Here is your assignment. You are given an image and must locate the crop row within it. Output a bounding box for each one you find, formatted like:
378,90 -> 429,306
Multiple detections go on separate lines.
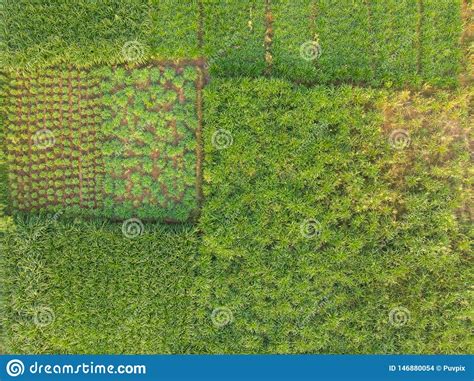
2,62 -> 203,221
3,68 -> 103,213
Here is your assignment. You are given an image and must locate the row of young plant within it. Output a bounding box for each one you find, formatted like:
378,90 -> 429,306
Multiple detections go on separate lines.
2,63 -> 201,219
98,65 -> 200,221
3,69 -> 103,212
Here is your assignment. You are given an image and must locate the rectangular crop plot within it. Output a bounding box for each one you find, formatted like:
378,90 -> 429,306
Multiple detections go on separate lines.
2,61 -> 205,222
96,62 -> 204,221
3,68 -> 103,215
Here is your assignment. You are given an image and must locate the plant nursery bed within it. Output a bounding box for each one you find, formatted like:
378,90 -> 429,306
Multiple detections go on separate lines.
1,60 -> 206,222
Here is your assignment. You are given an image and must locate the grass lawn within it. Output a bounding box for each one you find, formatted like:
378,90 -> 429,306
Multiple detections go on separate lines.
1,79 -> 471,353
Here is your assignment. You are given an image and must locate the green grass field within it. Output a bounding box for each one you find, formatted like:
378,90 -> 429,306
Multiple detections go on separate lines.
0,0 -> 472,355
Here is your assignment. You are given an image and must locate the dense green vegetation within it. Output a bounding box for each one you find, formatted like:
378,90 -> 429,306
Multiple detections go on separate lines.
1,80 -> 471,353
0,72 -> 14,235
0,0 -> 464,88
202,0 -> 266,77
1,218 -> 199,353
195,80 -> 471,353
0,0 -> 200,70
202,0 -> 463,87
